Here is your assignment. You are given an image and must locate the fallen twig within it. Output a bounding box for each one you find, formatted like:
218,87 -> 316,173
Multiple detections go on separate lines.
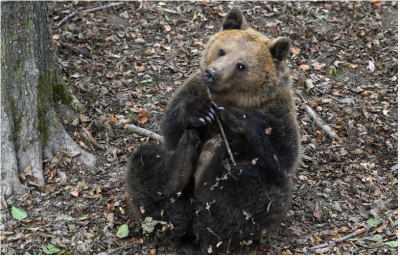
315,88 -> 342,102
56,2 -> 124,27
295,90 -> 307,103
305,105 -> 341,141
99,243 -> 135,255
325,54 -> 337,68
311,230 -> 364,250
377,46 -> 390,54
303,40 -> 348,50
126,124 -> 165,144
81,127 -> 105,149
198,66 -> 237,165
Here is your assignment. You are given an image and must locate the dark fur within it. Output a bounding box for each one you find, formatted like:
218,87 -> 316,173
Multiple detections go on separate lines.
125,9 -> 300,254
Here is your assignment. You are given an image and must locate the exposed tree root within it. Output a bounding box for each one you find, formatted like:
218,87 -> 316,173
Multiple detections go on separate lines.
1,109 -> 28,201
1,107 -> 96,205
44,108 -> 97,170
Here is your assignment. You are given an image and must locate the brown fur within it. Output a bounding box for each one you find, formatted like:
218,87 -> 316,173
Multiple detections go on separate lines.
169,10 -> 300,170
125,8 -> 301,254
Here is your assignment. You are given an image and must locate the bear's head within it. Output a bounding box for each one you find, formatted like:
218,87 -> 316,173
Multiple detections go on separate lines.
200,9 -> 292,107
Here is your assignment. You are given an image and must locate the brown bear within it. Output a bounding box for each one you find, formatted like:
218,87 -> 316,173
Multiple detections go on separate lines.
125,8 -> 300,254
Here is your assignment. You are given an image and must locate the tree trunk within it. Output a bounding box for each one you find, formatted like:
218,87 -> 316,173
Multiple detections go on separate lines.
1,2 -> 96,203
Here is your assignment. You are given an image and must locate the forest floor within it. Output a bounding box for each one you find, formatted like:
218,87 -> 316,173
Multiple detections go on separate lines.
2,1 -> 398,255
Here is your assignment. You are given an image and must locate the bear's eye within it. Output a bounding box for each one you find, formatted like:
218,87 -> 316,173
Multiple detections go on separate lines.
218,49 -> 225,56
237,64 -> 246,71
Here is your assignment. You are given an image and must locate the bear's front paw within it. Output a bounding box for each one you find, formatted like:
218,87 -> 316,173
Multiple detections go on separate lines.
214,103 -> 247,134
180,97 -> 216,129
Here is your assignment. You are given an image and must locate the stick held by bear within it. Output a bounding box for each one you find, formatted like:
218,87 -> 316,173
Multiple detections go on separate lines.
125,8 -> 301,254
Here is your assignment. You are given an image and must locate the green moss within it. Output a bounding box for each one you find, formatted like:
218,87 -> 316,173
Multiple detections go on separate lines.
17,61 -> 23,80
16,34 -> 24,48
53,82 -> 73,106
0,169 -> 5,180
10,97 -> 22,135
37,59 -> 73,147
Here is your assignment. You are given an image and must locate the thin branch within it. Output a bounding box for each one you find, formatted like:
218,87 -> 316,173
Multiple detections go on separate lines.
226,237 -> 232,254
328,145 -> 344,149
99,243 -> 135,255
295,91 -> 307,103
207,228 -> 221,240
126,124 -> 165,144
81,127 -> 105,150
305,105 -> 341,141
314,88 -> 342,102
377,46 -> 390,53
311,231 -> 364,250
56,2 -> 124,27
325,54 -> 337,68
303,40 -> 348,50
198,66 -> 236,165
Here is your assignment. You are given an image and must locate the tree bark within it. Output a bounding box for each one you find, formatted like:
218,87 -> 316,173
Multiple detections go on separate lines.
1,2 -> 96,202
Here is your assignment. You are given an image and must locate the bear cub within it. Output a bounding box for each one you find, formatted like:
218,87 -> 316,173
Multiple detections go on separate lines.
125,8 -> 300,254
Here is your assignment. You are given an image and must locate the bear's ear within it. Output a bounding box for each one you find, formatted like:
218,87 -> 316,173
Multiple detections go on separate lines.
222,9 -> 249,30
267,37 -> 291,62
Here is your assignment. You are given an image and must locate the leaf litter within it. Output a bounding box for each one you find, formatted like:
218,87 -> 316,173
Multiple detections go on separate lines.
2,1 -> 397,255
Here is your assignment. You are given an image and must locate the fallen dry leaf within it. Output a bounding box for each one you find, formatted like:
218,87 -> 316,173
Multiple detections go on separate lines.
313,209 -> 322,219
282,249 -> 293,255
79,114 -> 90,122
382,109 -> 389,116
312,62 -> 326,70
346,63 -> 359,69
45,183 -> 57,195
50,169 -> 57,180
85,232 -> 96,239
300,64 -> 310,71
24,165 -> 32,176
291,47 -> 300,55
138,109 -> 149,124
110,114 -> 117,124
73,46 -> 91,58
71,190 -> 79,197
164,25 -> 171,32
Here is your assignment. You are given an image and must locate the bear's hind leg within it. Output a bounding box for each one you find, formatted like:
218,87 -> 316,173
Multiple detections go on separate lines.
125,130 -> 200,220
169,130 -> 201,194
194,134 -> 226,197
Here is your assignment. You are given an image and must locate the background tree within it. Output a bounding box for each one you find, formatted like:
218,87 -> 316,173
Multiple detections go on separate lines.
1,1 -> 96,203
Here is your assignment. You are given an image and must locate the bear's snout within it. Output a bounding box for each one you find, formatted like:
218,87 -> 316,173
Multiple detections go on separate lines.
203,68 -> 217,84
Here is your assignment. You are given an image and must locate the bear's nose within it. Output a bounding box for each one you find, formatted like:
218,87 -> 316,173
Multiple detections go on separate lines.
203,69 -> 216,83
